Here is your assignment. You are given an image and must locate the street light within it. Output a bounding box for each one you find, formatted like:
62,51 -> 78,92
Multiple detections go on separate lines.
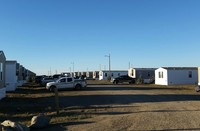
105,54 -> 111,80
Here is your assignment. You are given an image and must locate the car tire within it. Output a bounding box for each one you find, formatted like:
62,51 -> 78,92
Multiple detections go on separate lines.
49,86 -> 56,92
75,84 -> 82,90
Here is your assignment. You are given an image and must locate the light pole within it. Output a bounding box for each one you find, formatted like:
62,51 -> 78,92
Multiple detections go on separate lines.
105,54 -> 111,80
71,62 -> 74,77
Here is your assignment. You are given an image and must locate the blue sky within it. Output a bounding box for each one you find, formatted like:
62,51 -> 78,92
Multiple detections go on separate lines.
1,0 -> 200,75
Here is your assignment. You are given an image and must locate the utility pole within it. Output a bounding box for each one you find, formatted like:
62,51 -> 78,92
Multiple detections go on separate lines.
71,62 -> 74,77
105,54 -> 111,80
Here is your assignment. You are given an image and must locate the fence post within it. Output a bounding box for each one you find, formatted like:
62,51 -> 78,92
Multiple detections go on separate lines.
54,87 -> 60,115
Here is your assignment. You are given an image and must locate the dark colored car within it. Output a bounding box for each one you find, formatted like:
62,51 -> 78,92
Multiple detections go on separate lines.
111,75 -> 135,84
41,77 -> 55,86
35,75 -> 46,84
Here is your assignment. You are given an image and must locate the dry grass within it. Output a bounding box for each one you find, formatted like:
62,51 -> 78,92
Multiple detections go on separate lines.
0,85 -> 92,126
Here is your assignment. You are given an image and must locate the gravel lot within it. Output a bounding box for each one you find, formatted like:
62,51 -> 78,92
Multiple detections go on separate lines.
1,84 -> 200,131
64,85 -> 200,131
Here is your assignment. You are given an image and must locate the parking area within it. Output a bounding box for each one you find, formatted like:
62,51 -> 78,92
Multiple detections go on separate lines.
1,84 -> 200,131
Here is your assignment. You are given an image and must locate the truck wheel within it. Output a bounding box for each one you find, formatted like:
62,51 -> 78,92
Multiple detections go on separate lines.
75,84 -> 82,90
49,86 -> 56,92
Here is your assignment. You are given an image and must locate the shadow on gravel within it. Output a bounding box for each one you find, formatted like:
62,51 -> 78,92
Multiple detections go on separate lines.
85,86 -> 191,91
150,128 -> 200,131
31,121 -> 93,131
58,94 -> 200,107
131,109 -> 200,114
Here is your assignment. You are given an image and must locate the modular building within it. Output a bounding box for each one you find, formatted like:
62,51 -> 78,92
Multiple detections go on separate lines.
5,61 -> 18,91
0,51 -> 6,100
86,71 -> 93,80
18,65 -> 26,86
93,71 -> 99,80
155,67 -> 198,85
128,68 -> 156,83
99,70 -> 128,80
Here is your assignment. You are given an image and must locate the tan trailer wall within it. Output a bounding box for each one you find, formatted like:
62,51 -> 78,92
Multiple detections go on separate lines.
198,67 -> 200,84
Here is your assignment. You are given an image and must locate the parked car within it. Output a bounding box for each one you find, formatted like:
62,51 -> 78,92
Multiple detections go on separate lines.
46,77 -> 87,91
35,75 -> 46,84
41,77 -> 55,86
111,75 -> 135,84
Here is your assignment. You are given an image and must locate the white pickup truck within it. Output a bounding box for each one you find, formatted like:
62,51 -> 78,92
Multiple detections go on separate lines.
46,77 -> 87,91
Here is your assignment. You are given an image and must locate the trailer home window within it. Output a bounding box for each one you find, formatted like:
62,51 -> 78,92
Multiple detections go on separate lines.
147,72 -> 150,77
188,71 -> 192,78
105,73 -> 107,77
158,71 -> 163,78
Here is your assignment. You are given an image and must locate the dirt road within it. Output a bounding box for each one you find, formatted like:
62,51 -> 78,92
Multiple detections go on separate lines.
56,85 -> 200,131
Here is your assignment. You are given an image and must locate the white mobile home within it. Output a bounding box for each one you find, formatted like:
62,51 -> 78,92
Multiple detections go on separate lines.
99,70 -> 128,80
0,51 -> 6,100
5,61 -> 18,91
155,67 -> 198,85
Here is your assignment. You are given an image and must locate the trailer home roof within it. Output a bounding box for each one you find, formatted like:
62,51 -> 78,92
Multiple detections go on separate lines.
162,67 -> 197,70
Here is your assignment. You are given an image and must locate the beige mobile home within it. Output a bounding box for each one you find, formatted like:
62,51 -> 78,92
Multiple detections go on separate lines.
196,67 -> 200,92
93,71 -> 99,80
0,51 -> 6,99
198,67 -> 200,85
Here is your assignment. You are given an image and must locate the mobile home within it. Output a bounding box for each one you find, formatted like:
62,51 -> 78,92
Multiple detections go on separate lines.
5,61 -> 18,91
99,70 -> 128,80
155,67 -> 198,85
81,72 -> 87,78
0,51 -> 6,99
18,65 -> 26,86
26,70 -> 36,83
196,67 -> 200,92
86,71 -> 93,80
128,68 -> 156,83
93,71 -> 99,80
